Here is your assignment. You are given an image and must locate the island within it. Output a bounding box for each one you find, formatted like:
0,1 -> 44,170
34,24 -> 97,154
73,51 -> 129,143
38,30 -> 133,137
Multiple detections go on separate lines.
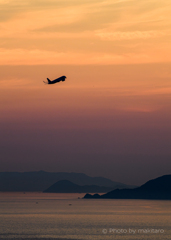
83,175 -> 171,200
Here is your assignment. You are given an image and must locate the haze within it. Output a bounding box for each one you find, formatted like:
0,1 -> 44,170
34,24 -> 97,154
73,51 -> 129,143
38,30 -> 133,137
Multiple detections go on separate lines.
0,0 -> 171,185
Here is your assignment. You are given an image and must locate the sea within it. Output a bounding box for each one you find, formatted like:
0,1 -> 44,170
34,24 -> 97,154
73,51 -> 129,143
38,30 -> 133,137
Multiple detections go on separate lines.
0,192 -> 170,240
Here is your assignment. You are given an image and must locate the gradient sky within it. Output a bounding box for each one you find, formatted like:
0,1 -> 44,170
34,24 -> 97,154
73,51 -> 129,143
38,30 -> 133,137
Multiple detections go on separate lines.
0,0 -> 171,185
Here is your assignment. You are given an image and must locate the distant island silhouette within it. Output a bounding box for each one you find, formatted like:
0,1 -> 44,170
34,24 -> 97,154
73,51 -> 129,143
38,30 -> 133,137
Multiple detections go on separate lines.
0,171 -> 135,192
84,175 -> 171,200
43,180 -> 115,193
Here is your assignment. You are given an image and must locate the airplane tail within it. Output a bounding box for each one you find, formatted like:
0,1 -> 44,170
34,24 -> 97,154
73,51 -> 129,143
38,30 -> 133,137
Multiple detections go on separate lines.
43,78 -> 51,84
47,78 -> 51,84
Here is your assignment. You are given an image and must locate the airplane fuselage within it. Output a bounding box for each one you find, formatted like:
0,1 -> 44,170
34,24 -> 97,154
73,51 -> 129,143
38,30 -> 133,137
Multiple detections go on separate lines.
46,76 -> 66,84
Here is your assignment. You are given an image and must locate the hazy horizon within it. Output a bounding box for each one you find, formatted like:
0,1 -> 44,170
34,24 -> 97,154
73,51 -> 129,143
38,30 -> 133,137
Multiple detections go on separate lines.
1,64 -> 171,186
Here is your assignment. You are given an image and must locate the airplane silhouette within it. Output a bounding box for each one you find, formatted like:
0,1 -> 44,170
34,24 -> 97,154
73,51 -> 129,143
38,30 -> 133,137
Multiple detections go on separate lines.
44,76 -> 66,84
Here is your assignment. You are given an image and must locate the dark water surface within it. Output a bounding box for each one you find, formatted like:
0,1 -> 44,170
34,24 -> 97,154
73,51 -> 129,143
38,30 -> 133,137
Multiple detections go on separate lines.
0,192 -> 170,240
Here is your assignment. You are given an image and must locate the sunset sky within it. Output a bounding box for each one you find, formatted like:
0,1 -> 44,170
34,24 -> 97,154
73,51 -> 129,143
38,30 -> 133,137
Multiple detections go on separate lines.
0,0 -> 171,185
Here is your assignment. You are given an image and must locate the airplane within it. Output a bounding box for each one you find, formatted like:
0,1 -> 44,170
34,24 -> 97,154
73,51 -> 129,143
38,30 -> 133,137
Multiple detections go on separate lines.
43,75 -> 66,84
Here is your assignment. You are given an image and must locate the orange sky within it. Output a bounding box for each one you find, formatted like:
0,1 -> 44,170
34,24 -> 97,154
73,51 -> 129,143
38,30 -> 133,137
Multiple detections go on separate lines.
0,0 -> 171,184
0,0 -> 171,65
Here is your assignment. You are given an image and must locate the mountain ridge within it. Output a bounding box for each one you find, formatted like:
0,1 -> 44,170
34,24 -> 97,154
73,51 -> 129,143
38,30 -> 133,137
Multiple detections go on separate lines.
84,175 -> 171,200
43,179 -> 115,193
0,171 -> 135,192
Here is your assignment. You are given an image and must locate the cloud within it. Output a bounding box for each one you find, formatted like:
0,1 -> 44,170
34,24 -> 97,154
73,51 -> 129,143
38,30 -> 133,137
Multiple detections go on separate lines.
0,0 -> 171,65
1,47 -> 171,65
0,7 -> 87,38
95,30 -> 167,40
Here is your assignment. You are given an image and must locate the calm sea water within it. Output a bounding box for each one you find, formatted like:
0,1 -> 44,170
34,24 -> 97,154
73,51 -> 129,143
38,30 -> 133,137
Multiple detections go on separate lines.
0,192 -> 170,240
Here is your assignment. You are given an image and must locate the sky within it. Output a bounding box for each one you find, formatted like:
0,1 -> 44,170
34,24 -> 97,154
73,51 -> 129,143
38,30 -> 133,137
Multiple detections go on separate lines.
0,0 -> 171,185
